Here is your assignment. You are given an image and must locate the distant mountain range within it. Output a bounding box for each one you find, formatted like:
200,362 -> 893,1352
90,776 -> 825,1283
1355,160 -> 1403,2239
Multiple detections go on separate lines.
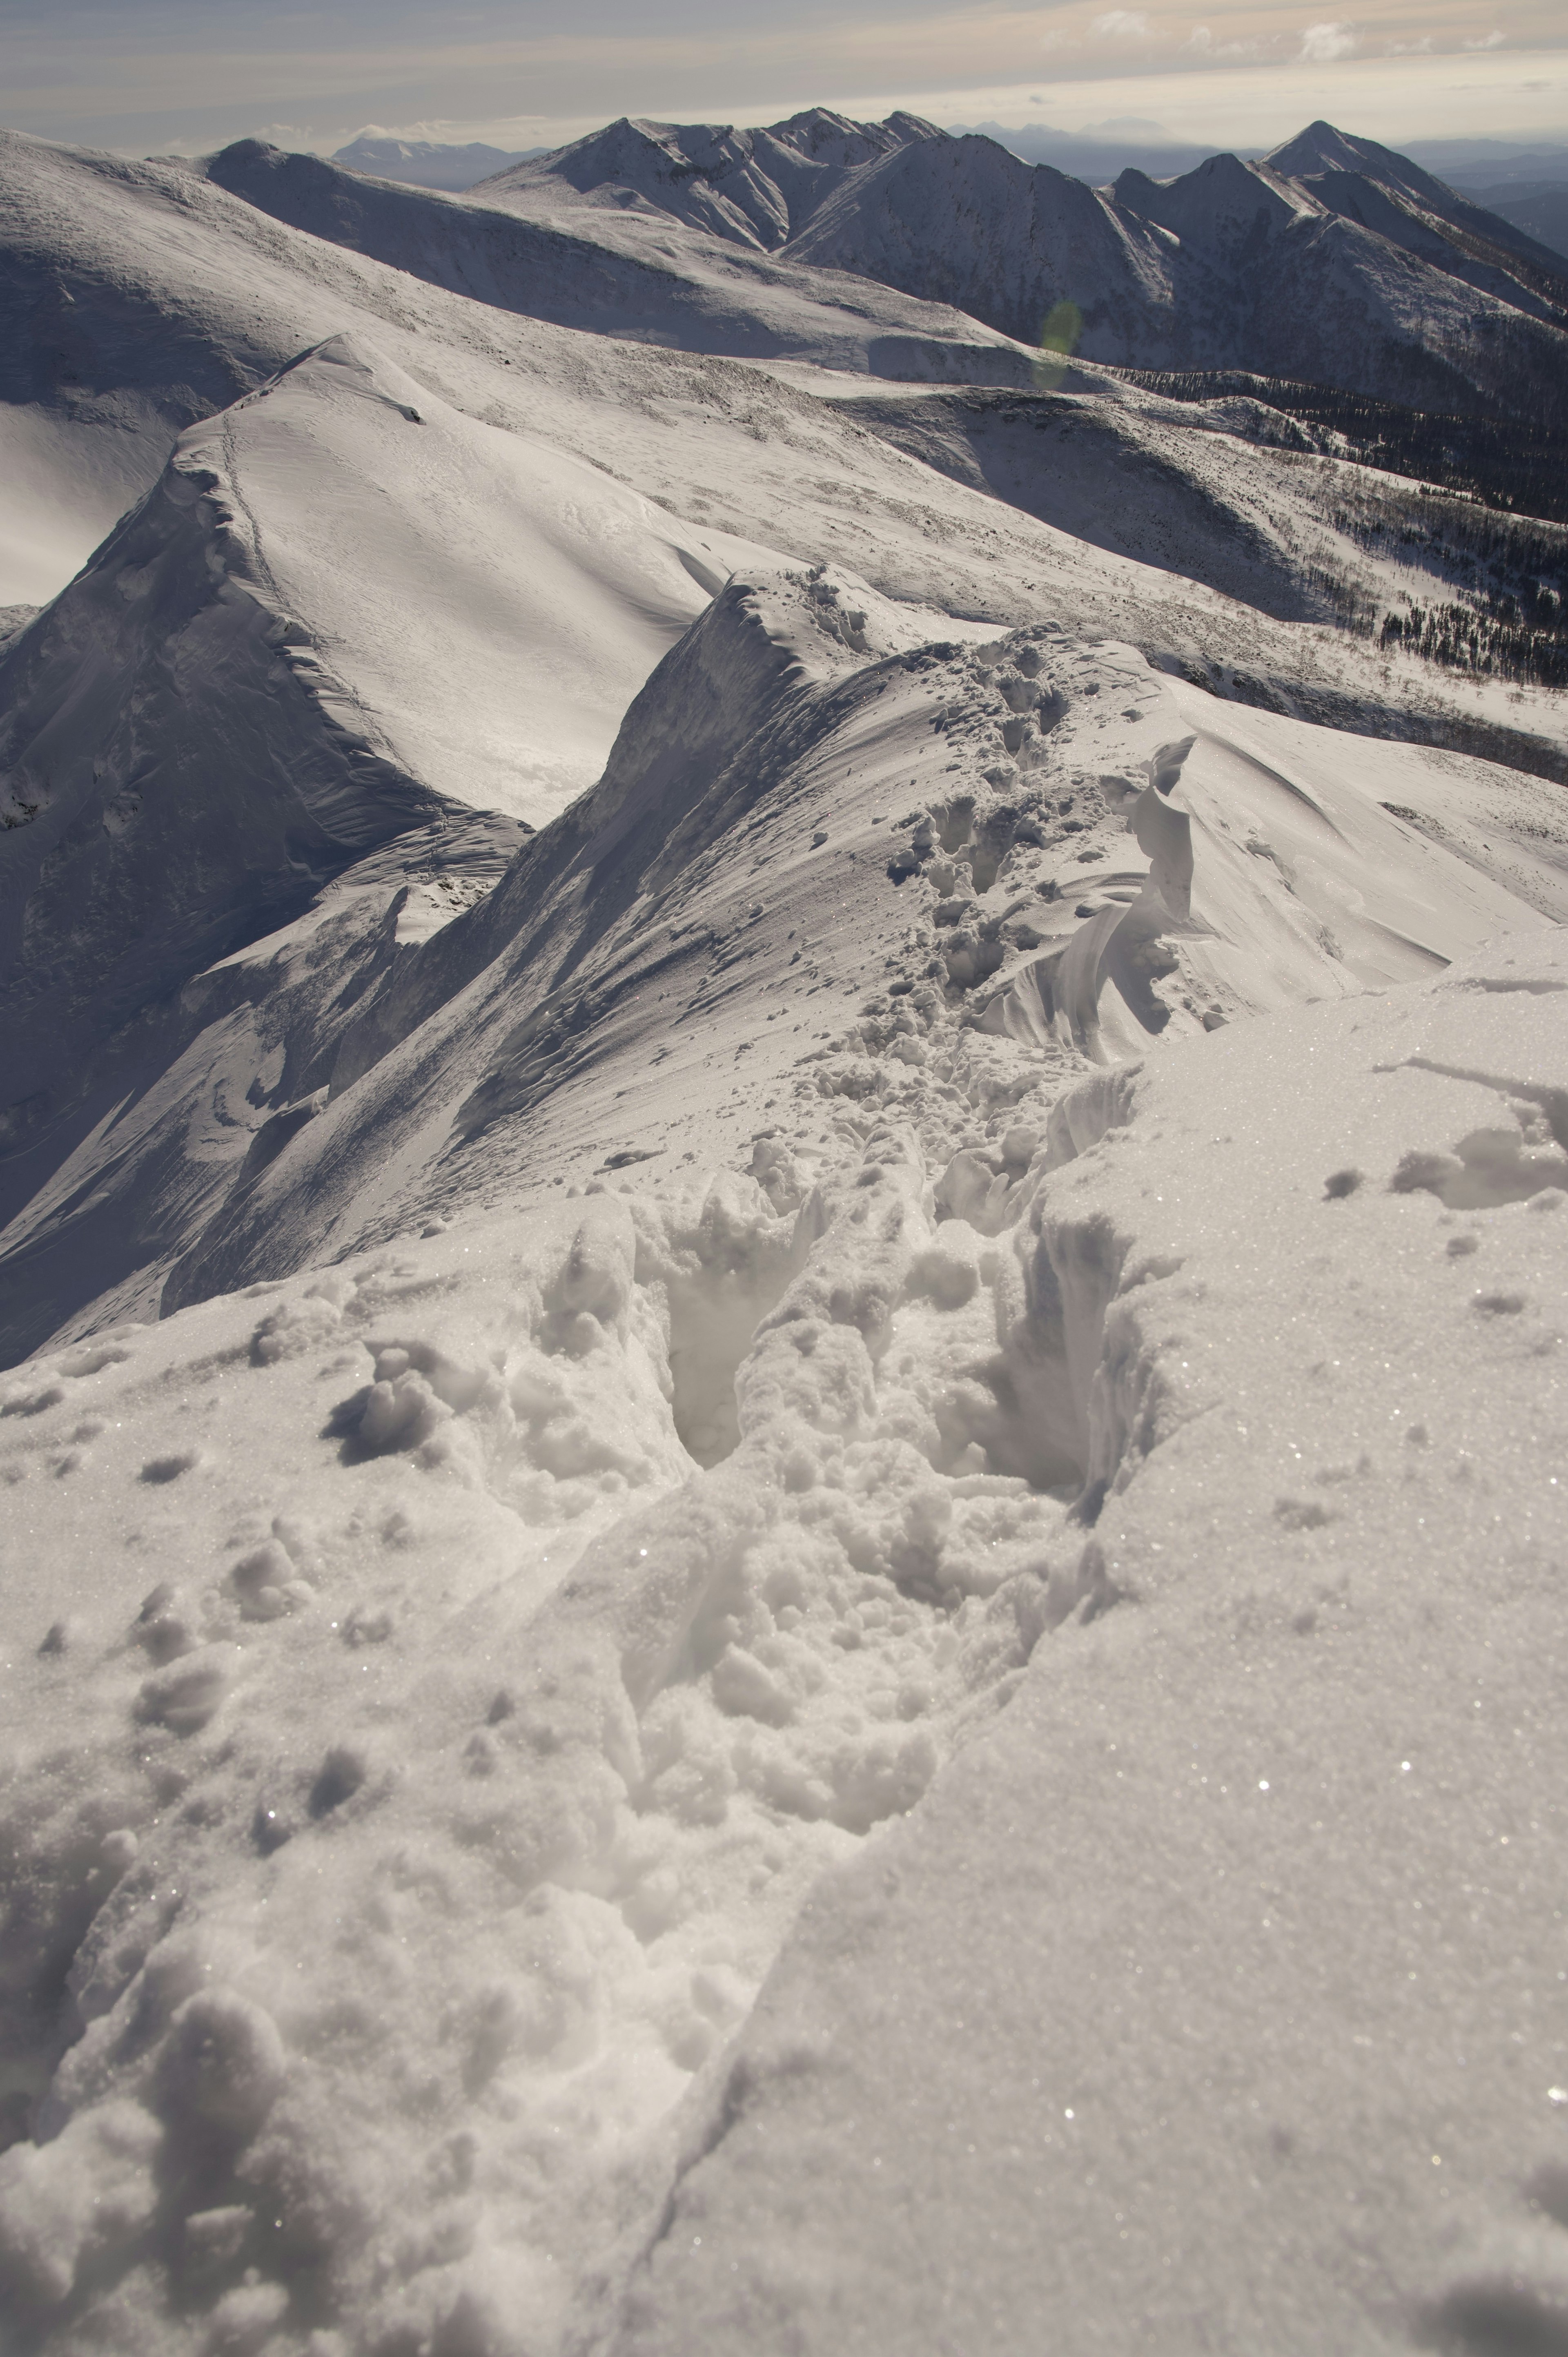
211,111 -> 1568,428
1457,183 -> 1568,263
948,120 -> 1225,183
334,122 -> 1568,247
329,136 -> 547,190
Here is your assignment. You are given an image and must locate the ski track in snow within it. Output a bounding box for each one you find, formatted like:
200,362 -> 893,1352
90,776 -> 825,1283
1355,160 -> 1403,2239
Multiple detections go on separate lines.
1,101 -> 1567,2357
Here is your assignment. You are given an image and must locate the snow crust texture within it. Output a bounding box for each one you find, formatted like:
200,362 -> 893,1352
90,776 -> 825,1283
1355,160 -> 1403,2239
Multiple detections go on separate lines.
2,95 -> 1568,2357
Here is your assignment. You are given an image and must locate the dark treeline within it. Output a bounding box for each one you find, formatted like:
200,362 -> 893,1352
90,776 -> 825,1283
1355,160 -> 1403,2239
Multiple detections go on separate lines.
1110,368 -> 1568,526
1379,600 -> 1568,689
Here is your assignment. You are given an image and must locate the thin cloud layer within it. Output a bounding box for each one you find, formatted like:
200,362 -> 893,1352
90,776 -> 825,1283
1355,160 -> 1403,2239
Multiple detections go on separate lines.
0,0 -> 1561,152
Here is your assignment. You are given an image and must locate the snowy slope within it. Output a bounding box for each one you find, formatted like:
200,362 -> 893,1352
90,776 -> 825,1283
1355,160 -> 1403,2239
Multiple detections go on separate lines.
2,565 -> 1565,2354
609,927 -> 1568,2357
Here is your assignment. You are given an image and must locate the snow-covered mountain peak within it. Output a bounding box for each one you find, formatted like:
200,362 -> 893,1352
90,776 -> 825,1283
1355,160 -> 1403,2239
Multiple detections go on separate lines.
762,106 -> 938,163
1265,117 -> 1443,206
481,108 -> 946,251
1267,119 -> 1377,177
1114,149 -> 1317,242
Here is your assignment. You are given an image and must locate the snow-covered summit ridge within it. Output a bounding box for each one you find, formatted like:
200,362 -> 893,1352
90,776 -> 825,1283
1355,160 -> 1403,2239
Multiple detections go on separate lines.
4,531 -> 1559,1373
475,109 -> 942,250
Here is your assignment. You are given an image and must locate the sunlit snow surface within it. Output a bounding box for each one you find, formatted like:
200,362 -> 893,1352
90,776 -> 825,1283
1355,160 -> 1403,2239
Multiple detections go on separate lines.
1,111 -> 1567,2357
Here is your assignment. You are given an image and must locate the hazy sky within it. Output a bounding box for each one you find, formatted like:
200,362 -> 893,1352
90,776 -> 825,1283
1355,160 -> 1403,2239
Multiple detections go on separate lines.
2,0 -> 1563,158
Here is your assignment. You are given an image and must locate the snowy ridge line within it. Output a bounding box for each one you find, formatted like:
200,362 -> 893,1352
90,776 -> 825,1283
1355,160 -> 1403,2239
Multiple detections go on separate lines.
199,137 -> 1038,387
0,571 -> 1565,2352
4,553 -> 1562,1375
0,341 -> 460,1078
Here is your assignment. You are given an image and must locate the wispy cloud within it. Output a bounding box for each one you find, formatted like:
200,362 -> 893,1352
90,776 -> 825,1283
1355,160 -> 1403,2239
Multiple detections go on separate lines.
1298,20 -> 1359,58
1185,27 -> 1264,61
2,1 -> 1564,163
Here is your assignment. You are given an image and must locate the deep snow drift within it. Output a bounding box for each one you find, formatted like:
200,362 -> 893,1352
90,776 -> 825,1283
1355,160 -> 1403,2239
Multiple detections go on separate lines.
1,99 -> 1567,2357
